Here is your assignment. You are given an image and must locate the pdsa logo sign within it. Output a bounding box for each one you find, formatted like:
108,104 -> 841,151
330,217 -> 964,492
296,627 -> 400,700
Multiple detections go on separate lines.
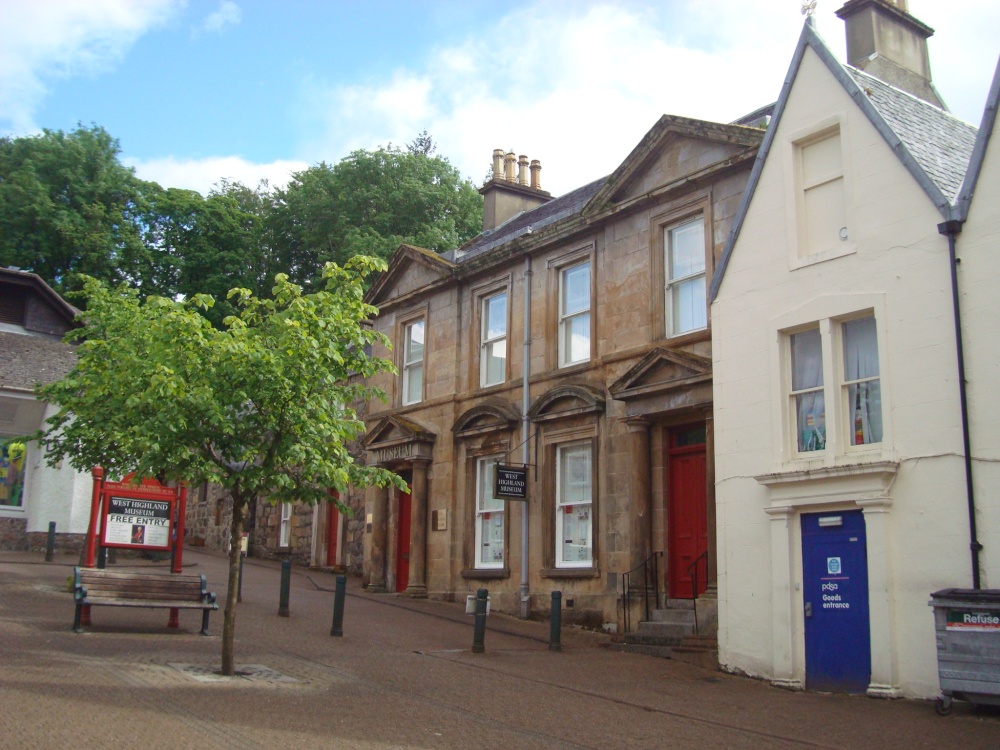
827,557 -> 842,575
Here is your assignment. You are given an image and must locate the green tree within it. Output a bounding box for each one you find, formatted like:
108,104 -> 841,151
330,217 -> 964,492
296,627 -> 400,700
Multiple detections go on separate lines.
0,125 -> 148,295
36,256 -> 403,674
139,179 -> 277,326
271,141 -> 482,288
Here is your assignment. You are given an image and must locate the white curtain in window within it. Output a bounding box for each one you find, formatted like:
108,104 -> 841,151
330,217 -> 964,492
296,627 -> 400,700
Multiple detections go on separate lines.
843,317 -> 882,445
792,329 -> 826,451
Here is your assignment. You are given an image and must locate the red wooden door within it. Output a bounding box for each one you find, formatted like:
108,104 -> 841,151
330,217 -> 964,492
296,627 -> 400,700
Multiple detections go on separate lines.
668,427 -> 708,599
395,477 -> 413,593
326,490 -> 340,567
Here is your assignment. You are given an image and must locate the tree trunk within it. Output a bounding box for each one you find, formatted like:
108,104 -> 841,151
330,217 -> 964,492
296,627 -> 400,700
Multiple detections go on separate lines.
221,494 -> 247,676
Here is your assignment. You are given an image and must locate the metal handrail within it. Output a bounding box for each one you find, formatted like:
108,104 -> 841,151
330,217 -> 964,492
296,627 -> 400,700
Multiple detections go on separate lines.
621,551 -> 662,634
686,550 -> 709,633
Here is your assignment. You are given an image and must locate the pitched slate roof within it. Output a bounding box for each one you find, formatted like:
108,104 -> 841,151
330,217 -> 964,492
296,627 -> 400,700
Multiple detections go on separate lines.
0,331 -> 76,390
848,66 -> 977,203
710,20 -> 979,302
443,177 -> 607,265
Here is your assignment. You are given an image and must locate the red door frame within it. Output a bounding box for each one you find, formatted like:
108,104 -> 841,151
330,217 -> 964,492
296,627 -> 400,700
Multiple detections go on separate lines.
326,490 -> 340,567
395,474 -> 413,593
667,426 -> 708,599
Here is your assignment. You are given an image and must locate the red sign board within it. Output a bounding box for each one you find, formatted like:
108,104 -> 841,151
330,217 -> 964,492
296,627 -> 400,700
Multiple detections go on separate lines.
99,475 -> 176,551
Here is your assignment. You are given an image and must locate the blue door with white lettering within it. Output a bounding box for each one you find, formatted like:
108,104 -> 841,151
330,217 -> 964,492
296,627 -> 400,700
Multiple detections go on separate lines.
802,510 -> 871,693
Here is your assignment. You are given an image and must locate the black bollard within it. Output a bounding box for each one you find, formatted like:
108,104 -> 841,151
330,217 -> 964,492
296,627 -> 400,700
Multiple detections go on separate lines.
238,552 -> 245,603
278,559 -> 291,617
96,545 -> 107,569
549,590 -> 563,652
45,522 -> 56,562
330,575 -> 347,636
472,588 -> 488,654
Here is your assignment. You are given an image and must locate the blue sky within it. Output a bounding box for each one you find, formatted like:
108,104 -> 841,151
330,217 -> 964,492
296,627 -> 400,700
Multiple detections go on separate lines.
2,1 -> 998,197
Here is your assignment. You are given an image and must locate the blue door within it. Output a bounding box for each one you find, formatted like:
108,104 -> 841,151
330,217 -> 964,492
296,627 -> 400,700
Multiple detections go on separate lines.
802,510 -> 871,693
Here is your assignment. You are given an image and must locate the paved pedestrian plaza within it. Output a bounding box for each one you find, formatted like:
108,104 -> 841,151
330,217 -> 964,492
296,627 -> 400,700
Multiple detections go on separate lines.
1,549 -> 997,749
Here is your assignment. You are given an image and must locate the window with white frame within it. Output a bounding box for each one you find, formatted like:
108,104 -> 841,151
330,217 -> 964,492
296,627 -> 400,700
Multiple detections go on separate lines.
279,502 -> 292,547
787,313 -> 882,456
842,316 -> 882,446
665,216 -> 707,335
480,292 -> 507,388
475,457 -> 504,569
799,128 -> 846,258
556,442 -> 593,567
402,319 -> 424,405
559,261 -> 591,367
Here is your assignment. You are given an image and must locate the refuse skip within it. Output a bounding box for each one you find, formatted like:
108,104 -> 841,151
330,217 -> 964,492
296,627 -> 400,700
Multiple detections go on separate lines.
928,588 -> 1000,715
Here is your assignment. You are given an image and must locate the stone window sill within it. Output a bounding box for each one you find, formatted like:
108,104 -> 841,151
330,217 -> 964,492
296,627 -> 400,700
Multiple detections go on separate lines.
461,568 -> 510,580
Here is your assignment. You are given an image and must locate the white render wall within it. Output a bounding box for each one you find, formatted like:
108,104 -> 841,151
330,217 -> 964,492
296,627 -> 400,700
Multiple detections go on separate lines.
1,401 -> 93,537
713,47 -> 977,698
957,97 -> 1000,591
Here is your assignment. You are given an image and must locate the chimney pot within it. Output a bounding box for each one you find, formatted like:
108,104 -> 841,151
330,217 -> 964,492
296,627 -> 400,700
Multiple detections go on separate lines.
492,149 -> 504,180
504,151 -> 516,182
518,155 -> 529,185
529,159 -> 542,190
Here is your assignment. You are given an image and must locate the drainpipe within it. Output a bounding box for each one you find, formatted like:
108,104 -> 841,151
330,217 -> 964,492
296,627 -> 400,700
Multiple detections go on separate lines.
938,219 -> 982,589
520,254 -> 532,618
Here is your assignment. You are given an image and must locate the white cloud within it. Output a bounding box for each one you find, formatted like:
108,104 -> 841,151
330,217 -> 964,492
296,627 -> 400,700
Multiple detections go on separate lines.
0,0 -> 182,134
299,0 -> 999,196
126,154 -> 308,195
199,1 -> 241,34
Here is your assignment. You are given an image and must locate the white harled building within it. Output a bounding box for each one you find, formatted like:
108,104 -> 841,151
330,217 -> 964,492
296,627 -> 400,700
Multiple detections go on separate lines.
710,0 -> 998,697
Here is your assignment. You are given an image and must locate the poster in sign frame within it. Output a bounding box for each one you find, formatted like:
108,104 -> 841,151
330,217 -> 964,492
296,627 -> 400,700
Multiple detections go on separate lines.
494,464 -> 528,501
99,478 -> 176,551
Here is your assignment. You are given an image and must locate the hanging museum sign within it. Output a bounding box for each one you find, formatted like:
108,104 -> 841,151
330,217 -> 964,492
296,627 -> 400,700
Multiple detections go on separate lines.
494,464 -> 528,500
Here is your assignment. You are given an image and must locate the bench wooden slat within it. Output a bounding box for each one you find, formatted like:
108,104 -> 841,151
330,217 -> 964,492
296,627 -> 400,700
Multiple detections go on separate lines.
84,598 -> 212,609
73,567 -> 217,635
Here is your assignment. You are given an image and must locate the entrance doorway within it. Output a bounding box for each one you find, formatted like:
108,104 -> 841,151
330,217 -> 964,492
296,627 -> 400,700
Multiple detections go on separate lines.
667,424 -> 707,599
326,490 -> 340,567
802,510 -> 871,693
395,473 -> 413,593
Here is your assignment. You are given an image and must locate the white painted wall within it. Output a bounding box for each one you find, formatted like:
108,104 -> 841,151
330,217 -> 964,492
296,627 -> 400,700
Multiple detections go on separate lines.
1,400 -> 93,537
713,46 -> 981,698
957,95 -> 1000,590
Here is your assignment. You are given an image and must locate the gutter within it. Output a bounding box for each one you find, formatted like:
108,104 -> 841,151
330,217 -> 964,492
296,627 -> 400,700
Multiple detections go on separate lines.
938,218 -> 983,589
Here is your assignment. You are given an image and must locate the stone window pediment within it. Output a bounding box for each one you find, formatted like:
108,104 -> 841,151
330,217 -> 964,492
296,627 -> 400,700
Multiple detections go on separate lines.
528,384 -> 605,424
609,348 -> 712,401
452,401 -> 520,439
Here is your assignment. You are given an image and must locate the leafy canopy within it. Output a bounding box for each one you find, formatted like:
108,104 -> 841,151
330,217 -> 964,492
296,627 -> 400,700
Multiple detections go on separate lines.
36,255 -> 404,507
270,140 -> 482,287
0,125 -> 147,295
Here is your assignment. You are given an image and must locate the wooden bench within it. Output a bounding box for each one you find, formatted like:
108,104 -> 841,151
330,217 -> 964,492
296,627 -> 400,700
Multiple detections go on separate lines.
73,567 -> 217,635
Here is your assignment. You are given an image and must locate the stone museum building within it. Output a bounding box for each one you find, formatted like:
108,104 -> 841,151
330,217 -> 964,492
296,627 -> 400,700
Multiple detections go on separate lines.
360,116 -> 764,634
